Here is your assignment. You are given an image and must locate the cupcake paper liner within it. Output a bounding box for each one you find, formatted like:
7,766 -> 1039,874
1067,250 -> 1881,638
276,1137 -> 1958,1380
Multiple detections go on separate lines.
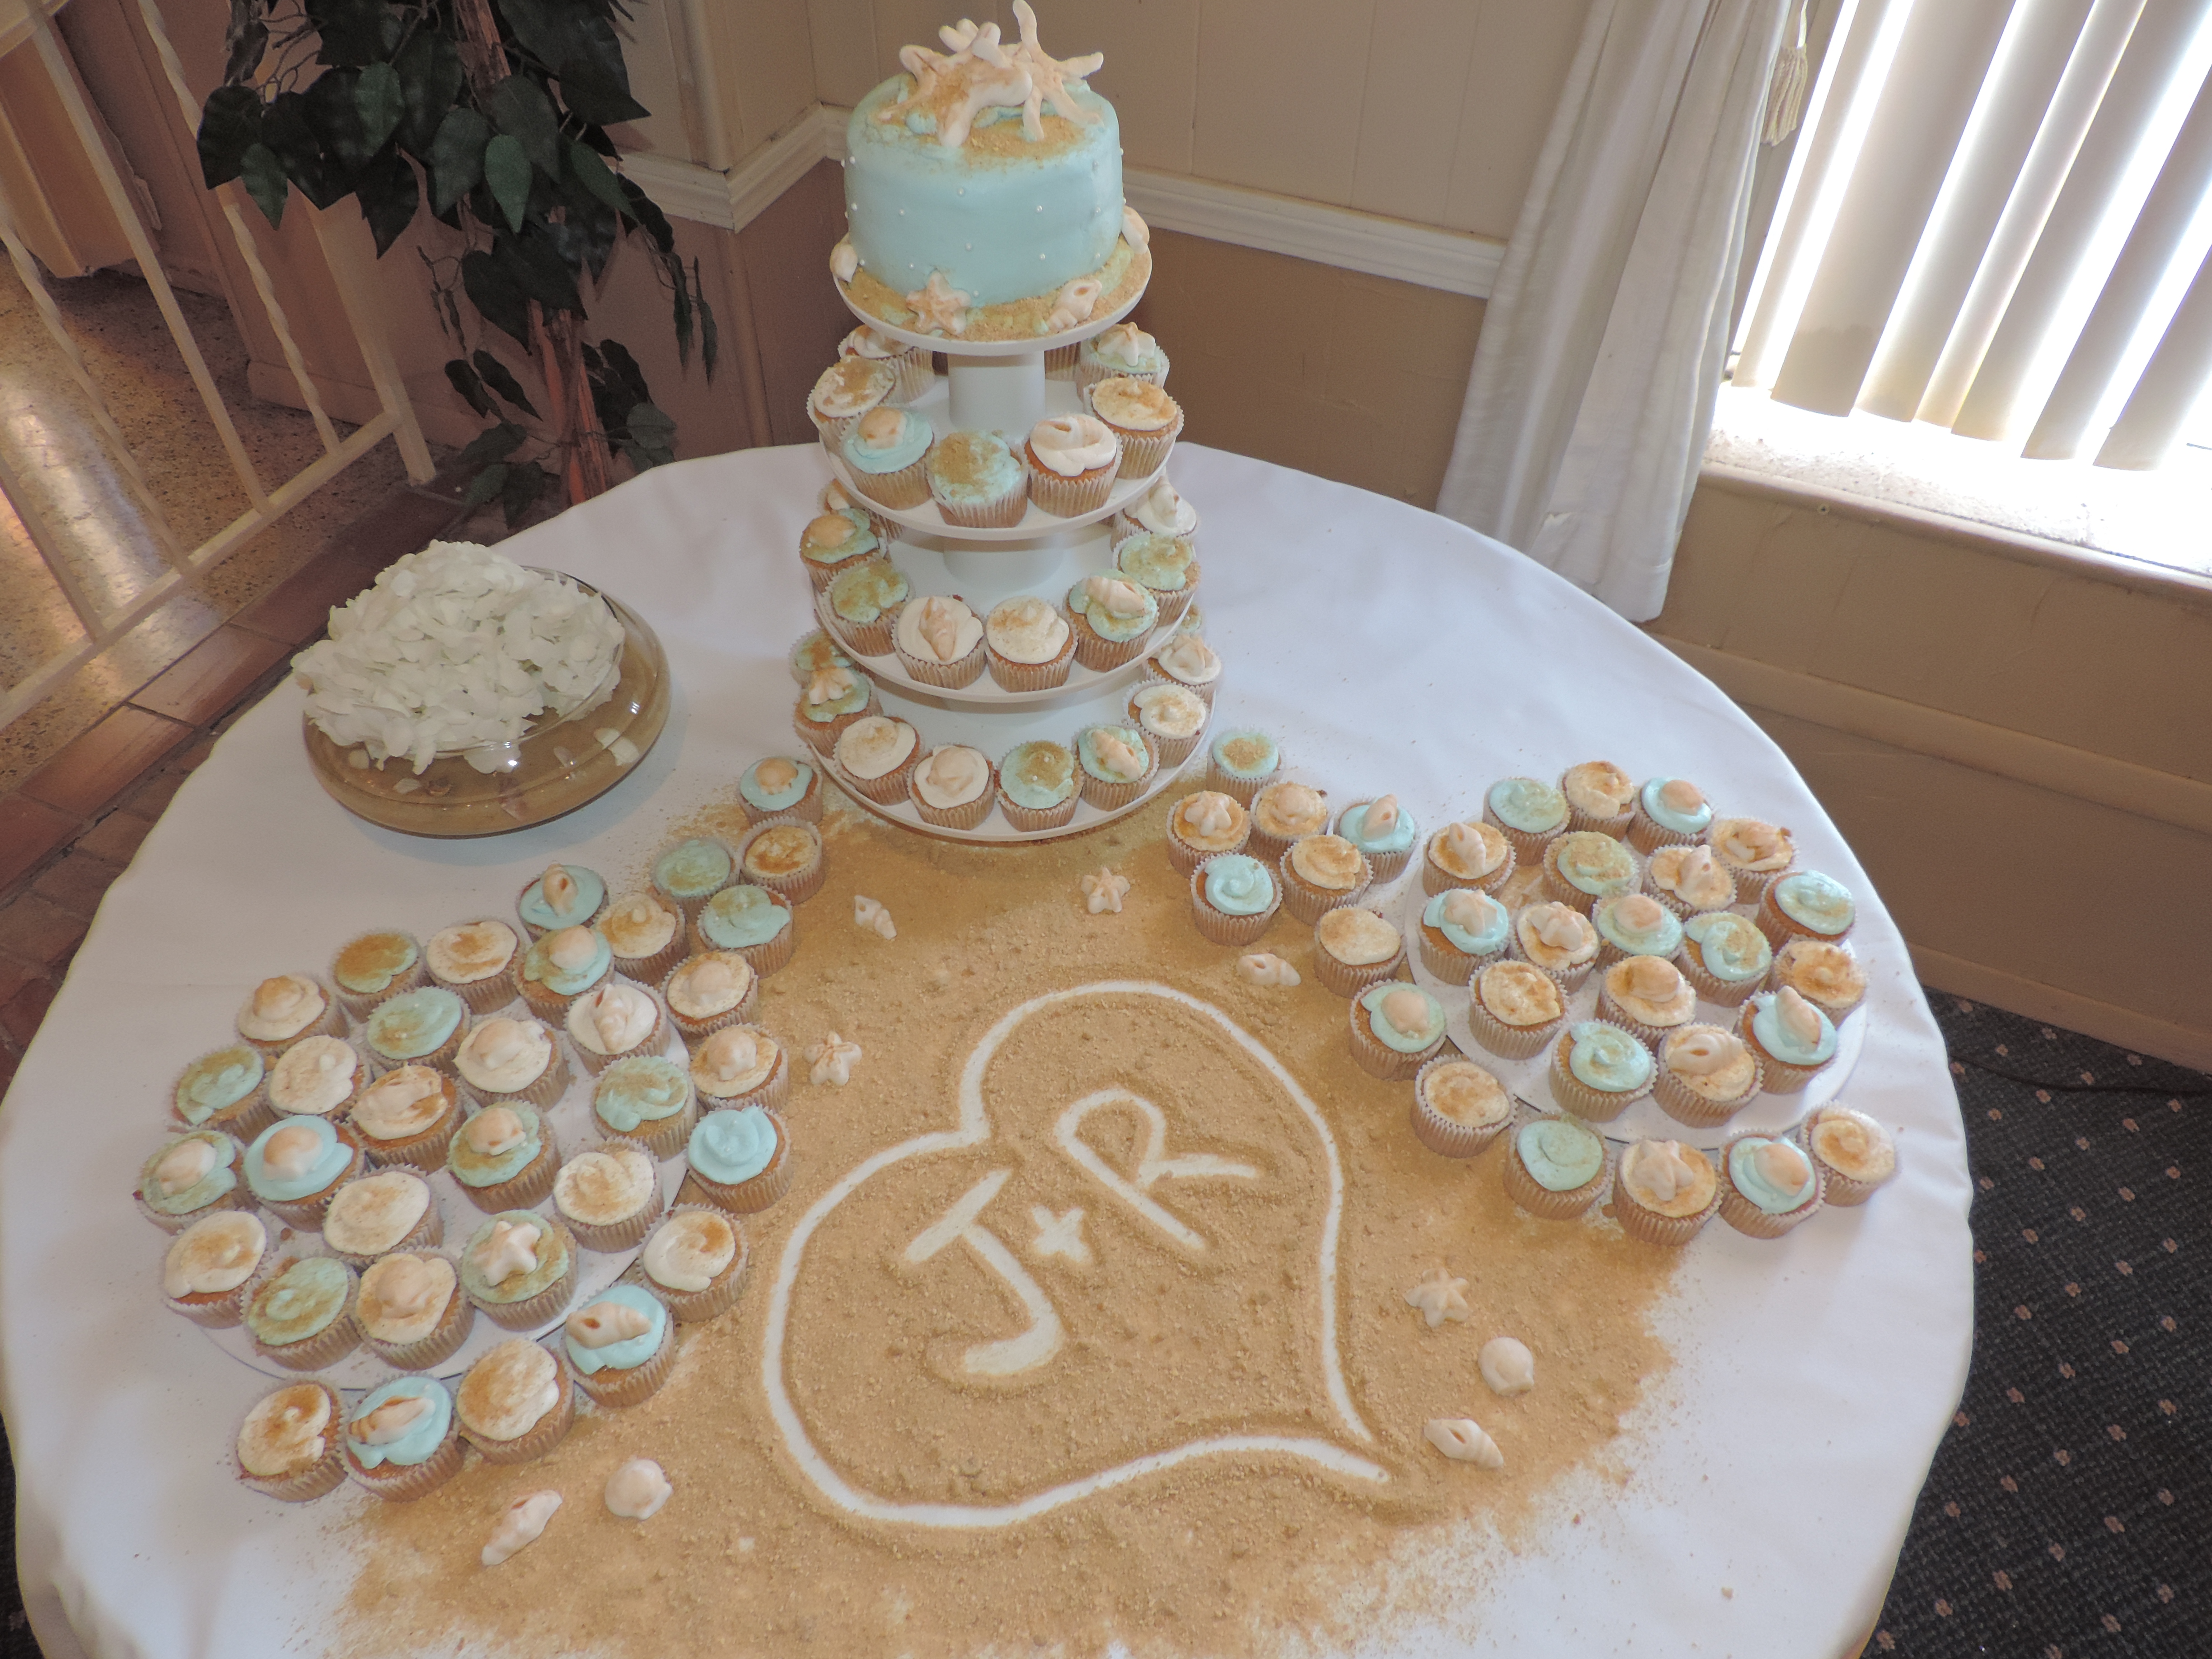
837,746 -> 921,807
848,454 -> 931,510
469,1221 -> 580,1331
1565,804 -> 1636,839
1502,1131 -> 1610,1220
932,478 -> 1029,528
1346,1001 -> 1441,1082
1626,805 -> 1704,855
1408,1059 -> 1511,1159
998,791 -> 1078,832
1479,805 -> 1565,867
1069,612 -> 1152,674
740,825 -> 827,905
687,1112 -> 793,1214
567,1311 -> 677,1409
1107,413 -> 1180,478
345,1419 -> 464,1501
912,770 -> 997,830
1462,994 -> 1561,1063
1736,1006 -> 1832,1096
1716,1134 -> 1824,1239
1025,450 -> 1119,517
828,598 -> 905,659
1717,860 -> 1793,907
894,634 -> 989,688
234,1383 -> 347,1502
1166,812 -> 1249,877
1676,941 -> 1763,1008
1545,1032 -> 1653,1123
1421,840 -> 1515,898
1312,941 -> 1405,1000
1593,983 -> 1699,1052
456,1134 -> 560,1215
1131,711 -> 1205,770
165,1276 -> 258,1330
985,639 -> 1076,692
461,1361 -> 575,1464
1652,1059 -> 1763,1129
623,1204 -> 748,1323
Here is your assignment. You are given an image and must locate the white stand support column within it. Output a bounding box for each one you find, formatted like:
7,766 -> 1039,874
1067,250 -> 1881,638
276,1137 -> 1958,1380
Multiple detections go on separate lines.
947,351 -> 1048,436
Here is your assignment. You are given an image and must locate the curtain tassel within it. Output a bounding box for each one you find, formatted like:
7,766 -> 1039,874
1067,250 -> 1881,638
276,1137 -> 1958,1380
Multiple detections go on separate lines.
1763,0 -> 1810,145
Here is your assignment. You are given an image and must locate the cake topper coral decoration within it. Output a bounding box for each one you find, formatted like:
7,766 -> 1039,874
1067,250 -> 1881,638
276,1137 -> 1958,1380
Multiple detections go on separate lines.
876,4 -> 1102,147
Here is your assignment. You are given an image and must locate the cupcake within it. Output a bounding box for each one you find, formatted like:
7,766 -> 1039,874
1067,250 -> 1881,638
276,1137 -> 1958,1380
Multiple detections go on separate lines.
363,986 -> 468,1071
1502,1115 -> 1610,1220
630,1205 -> 746,1323
1115,532 -> 1199,625
825,557 -> 911,657
358,1250 -> 473,1370
740,821 -> 827,904
593,1054 -> 698,1161
1546,1021 -> 1655,1121
455,1015 -> 568,1110
687,1105 -> 792,1213
516,862 -> 608,940
244,1254 -> 360,1371
329,930 -> 425,1017
1612,1139 -> 1720,1246
818,478 -> 893,546
926,429 -> 1029,527
653,838 -> 736,923
424,920 -> 520,1014
1128,682 -> 1209,768
1247,779 -> 1331,866
797,507 -> 880,592
1421,820 -> 1514,897
1677,911 -> 1773,1006
910,744 -> 996,830
1560,761 -> 1636,837
553,1141 -> 665,1253
695,885 -> 797,978
1769,938 -> 1867,1022
456,1337 -> 575,1463
1023,412 -> 1120,516
516,925 -> 613,1021
1279,834 -> 1370,924
235,1382 -> 346,1501
1482,778 -> 1570,862
1206,731 -> 1278,805
1077,321 -> 1169,392
1738,987 -> 1839,1094
1591,891 -> 1684,969
840,405 -> 933,509
1511,902 -> 1601,992
1717,1132 -> 1823,1238
1189,853 -> 1280,946
661,951 -> 759,1044
1166,789 -> 1250,875
1074,724 -> 1157,810
1706,817 -> 1797,904
1349,983 -> 1447,1080
563,1284 -> 677,1408
1464,961 -> 1565,1061
690,1024 -> 790,1111
460,1210 -> 578,1330
1643,843 -> 1736,917
1758,870 -> 1856,951
235,974 -> 343,1055
1653,1025 -> 1763,1127
984,596 -> 1076,692
566,979 -> 669,1075
1065,575 -> 1160,672
171,1044 -> 271,1139
839,323 -> 929,403
998,740 -> 1080,831
739,755 -> 823,828
161,1209 -> 268,1328
1801,1105 -> 1898,1206
834,714 -> 923,807
807,356 -> 894,451
793,664 -> 877,755
343,1376 -> 463,1501
1337,795 -> 1419,884
1417,887 -> 1510,982
1313,907 -> 1406,998
445,1101 -> 558,1212
893,594 -> 988,688
319,1168 -> 441,1267
1150,633 -> 1223,703
1409,1057 -> 1513,1158
1541,831 -> 1640,913
789,626 -> 852,685
244,1115 -> 363,1228
351,1065 -> 463,1171
1085,375 -> 1183,475
1596,955 -> 1700,1049
1628,777 -> 1715,853
267,1035 -> 367,1122
135,1129 -> 248,1233
1112,475 -> 1198,546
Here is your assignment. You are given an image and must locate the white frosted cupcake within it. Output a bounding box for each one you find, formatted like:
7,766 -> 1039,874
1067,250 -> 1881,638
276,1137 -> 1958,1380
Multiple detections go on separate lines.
984,595 -> 1076,692
739,822 -> 826,905
1801,1105 -> 1898,1206
455,1015 -> 569,1110
1085,374 -> 1183,476
1112,475 -> 1198,547
1769,937 -> 1868,1022
1312,906 -> 1405,998
893,594 -> 988,688
1706,816 -> 1797,904
235,974 -> 343,1055
661,951 -> 759,1044
1653,1025 -> 1762,1127
690,1024 -> 789,1112
1165,789 -> 1250,876
162,1209 -> 269,1328
910,744 -> 996,830
1022,412 -> 1120,517
1464,961 -> 1565,1061
350,1064 -> 463,1171
565,979 -> 669,1074
1278,833 -> 1370,924
1147,633 -> 1223,704
1560,760 -> 1636,837
424,919 -> 521,1014
358,1249 -> 473,1370
839,323 -> 929,402
834,714 -> 922,806
266,1035 -> 368,1122
807,356 -> 894,451
628,1204 -> 746,1323
1643,842 -> 1736,917
552,1141 -> 665,1253
1510,901 -> 1602,992
1421,819 -> 1514,897
1595,955 -> 1701,1050
320,1168 -> 441,1268
1247,779 -> 1331,867
1077,321 -> 1170,393
1612,1139 -> 1720,1246
456,1337 -> 575,1464
235,1382 -> 347,1502
1409,1057 -> 1512,1158
1127,682 -> 1209,768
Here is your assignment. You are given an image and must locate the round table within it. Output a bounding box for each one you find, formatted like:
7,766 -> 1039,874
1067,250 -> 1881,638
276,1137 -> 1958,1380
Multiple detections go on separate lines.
0,444 -> 1974,1659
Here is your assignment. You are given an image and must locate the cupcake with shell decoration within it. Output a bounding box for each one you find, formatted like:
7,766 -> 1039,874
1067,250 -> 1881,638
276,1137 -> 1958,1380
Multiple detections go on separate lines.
1628,777 -> 1714,854
694,885 -> 797,978
1642,842 -> 1735,918
515,925 -> 612,1022
235,1381 -> 346,1502
817,477 -> 892,546
1596,954 -> 1700,1050
1737,986 -> 1839,1094
1114,532 -> 1200,626
1148,633 -> 1223,703
1065,574 -> 1159,672
266,1035 -> 368,1123
796,507 -> 879,592
455,1336 -> 574,1464
984,595 -> 1076,692
1653,1025 -> 1762,1128
1769,937 -> 1867,1022
738,755 -> 822,827
839,323 -> 929,403
1560,760 -> 1636,837
840,404 -> 933,510
1127,682 -> 1209,768
1541,831 -> 1639,914
135,1129 -> 250,1233
893,593 -> 988,688
1409,1057 -> 1513,1158
807,356 -> 894,453
1706,816 -> 1797,904
1113,475 -> 1199,547
562,1284 -> 676,1408
910,744 -> 996,831
792,662 -> 877,755
1348,982 -> 1448,1081
926,429 -> 1028,528
788,626 -> 852,686
1591,891 -> 1684,969
455,1014 -> 568,1110
1338,795 -> 1419,885
1677,910 -> 1772,1006
628,1205 -> 746,1323
1247,779 -> 1331,867
1279,833 -> 1370,924
342,1376 -> 463,1501
1074,723 -> 1157,811
1420,819 -> 1514,898
1085,375 -> 1183,475
601,891 -> 687,990
349,1064 -> 463,1171
661,951 -> 759,1044
690,1024 -> 789,1112
162,1209 -> 268,1328
358,1249 -> 473,1370
1612,1139 -> 1720,1247
1716,1132 -> 1823,1238
997,740 -> 1079,831
235,974 -> 343,1056
1023,412 -> 1120,517
1077,321 -> 1170,392
445,1101 -> 558,1213
1417,886 -> 1511,983
1511,902 -> 1601,993
243,1115 -> 363,1229
515,862 -> 607,941
1801,1105 -> 1898,1206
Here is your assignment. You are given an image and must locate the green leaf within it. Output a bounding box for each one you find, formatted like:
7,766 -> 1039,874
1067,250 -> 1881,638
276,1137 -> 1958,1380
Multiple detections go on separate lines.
392,33 -> 464,158
566,140 -> 631,220
305,0 -> 392,68
472,348 -> 540,418
693,258 -> 717,380
554,54 -> 648,126
459,421 -> 528,468
354,61 -> 403,155
461,462 -> 509,509
501,459 -> 550,527
355,147 -> 418,256
668,248 -> 692,370
429,107 -> 490,214
197,84 -> 262,187
484,133 -> 532,232
488,77 -> 561,178
238,142 -> 288,227
623,401 -> 676,468
445,358 -> 493,417
305,67 -> 371,175
461,249 -> 531,345
619,173 -> 673,254
221,2 -> 267,86
498,230 -> 581,313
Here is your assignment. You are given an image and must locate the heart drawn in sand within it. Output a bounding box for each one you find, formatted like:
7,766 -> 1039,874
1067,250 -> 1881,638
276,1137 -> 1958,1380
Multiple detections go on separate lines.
763,981 -> 1386,1528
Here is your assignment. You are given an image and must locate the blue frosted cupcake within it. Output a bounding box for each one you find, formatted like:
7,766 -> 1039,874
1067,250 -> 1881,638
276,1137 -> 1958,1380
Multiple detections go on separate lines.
1542,831 -> 1640,913
998,740 -> 1079,831
459,1209 -> 577,1330
825,557 -> 911,656
244,1252 -> 360,1371
343,1375 -> 463,1501
841,405 -> 934,510
1629,777 -> 1715,854
244,1115 -> 364,1229
1717,1131 -> 1823,1238
516,924 -> 613,1020
1736,986 -> 1839,1094
687,1105 -> 792,1213
593,1053 -> 698,1161
1338,795 -> 1420,884
787,628 -> 851,686
797,507 -> 879,592
1503,1114 -> 1610,1220
1074,723 -> 1157,810
1190,852 -> 1279,946
1348,983 -> 1448,1081
136,1129 -> 248,1233
926,429 -> 1028,527
1205,729 -> 1279,805
1066,575 -> 1160,672
1418,886 -> 1511,982
445,1100 -> 558,1212
1592,891 -> 1684,968
562,1283 -> 675,1408
1677,911 -> 1772,1006
792,663 -> 876,755
694,883 -> 797,978
1114,531 -> 1200,625
1483,777 -> 1570,862
738,755 -> 821,828
1546,1020 -> 1655,1122
651,837 -> 736,924
1757,870 -> 1856,951
515,862 -> 607,940
171,1043 -> 271,1139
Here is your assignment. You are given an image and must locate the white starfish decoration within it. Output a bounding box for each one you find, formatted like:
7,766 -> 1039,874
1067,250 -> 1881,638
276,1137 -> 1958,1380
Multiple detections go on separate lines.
877,21 -> 1030,149
1405,1267 -> 1471,1329
473,1219 -> 542,1288
807,1031 -> 862,1087
1236,952 -> 1300,988
1010,0 -> 1102,140
1081,867 -> 1130,914
1028,1204 -> 1091,1265
854,895 -> 896,939
904,270 -> 971,336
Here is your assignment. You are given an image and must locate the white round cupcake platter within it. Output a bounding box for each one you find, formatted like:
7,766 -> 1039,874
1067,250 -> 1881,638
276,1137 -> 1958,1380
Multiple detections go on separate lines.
834,258 -> 1146,361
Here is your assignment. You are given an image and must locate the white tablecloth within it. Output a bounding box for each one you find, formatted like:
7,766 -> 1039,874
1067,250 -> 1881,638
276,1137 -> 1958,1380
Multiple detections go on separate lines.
0,444 -> 1973,1659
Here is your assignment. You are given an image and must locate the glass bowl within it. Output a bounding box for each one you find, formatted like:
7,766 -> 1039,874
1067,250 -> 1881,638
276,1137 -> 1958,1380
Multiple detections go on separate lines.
302,581 -> 671,838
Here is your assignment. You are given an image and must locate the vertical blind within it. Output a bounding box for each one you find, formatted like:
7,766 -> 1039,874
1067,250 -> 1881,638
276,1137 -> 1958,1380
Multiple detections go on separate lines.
1734,0 -> 2212,469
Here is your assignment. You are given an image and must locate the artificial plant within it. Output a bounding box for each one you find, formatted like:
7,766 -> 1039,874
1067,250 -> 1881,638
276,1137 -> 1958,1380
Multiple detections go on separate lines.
195,0 -> 715,523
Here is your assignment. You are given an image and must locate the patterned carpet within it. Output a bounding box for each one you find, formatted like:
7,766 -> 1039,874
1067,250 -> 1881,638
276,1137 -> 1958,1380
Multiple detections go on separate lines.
1,990 -> 2203,1659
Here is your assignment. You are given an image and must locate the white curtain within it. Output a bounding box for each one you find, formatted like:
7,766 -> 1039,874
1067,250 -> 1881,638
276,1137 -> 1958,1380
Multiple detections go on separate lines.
1436,0 -> 1790,621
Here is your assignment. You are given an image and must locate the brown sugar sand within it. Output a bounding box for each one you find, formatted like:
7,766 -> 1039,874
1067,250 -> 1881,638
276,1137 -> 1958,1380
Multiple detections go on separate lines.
341,788 -> 1681,1659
